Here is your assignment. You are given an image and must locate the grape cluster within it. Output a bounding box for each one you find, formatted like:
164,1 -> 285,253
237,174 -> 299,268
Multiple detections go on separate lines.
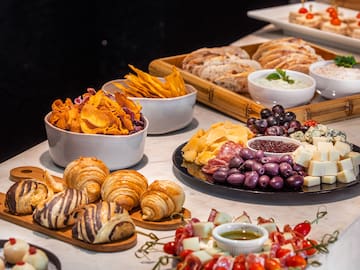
211,147 -> 306,191
247,104 -> 309,136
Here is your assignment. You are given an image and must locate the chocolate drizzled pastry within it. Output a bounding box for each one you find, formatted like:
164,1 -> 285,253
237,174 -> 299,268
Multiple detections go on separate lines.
5,179 -> 53,215
72,200 -> 135,244
33,188 -> 88,229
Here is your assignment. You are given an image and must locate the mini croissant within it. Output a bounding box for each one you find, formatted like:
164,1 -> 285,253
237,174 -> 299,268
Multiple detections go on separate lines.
140,180 -> 185,221
63,157 -> 110,203
101,170 -> 148,211
72,200 -> 135,244
33,188 -> 88,229
5,179 -> 53,215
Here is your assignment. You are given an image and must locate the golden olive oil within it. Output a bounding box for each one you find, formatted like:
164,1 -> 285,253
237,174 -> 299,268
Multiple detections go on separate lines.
221,230 -> 261,240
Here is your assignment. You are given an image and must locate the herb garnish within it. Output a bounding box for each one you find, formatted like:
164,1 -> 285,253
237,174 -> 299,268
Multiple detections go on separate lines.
266,68 -> 295,84
334,55 -> 358,68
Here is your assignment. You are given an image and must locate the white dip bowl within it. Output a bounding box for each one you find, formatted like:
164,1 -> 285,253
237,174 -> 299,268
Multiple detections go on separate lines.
44,113 -> 148,170
212,222 -> 269,256
247,69 -> 316,109
309,60 -> 360,99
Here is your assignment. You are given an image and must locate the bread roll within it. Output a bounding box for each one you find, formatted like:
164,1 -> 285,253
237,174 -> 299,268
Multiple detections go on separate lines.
72,200 -> 135,244
101,170 -> 148,211
140,180 -> 185,221
33,188 -> 88,229
63,157 -> 110,203
5,179 -> 53,215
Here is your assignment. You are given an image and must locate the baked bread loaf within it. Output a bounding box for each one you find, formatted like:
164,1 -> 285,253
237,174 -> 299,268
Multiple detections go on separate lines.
63,157 -> 110,203
182,46 -> 261,93
251,37 -> 323,74
101,170 -> 148,211
72,200 -> 135,244
140,180 -> 185,221
5,179 -> 53,215
33,188 -> 88,229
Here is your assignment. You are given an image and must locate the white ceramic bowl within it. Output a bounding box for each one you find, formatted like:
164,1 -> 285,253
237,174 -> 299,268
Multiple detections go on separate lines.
44,112 -> 148,170
247,69 -> 316,109
212,222 -> 269,256
309,60 -> 360,99
102,79 -> 197,134
246,135 -> 301,157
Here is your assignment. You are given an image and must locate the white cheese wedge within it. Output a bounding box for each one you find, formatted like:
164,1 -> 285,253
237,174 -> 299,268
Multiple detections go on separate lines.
293,146 -> 313,167
312,136 -> 331,146
183,237 -> 201,251
322,175 -> 336,184
313,150 -> 328,161
192,250 -> 213,264
304,176 -> 321,187
199,238 -> 215,249
345,151 -> 360,167
354,165 -> 359,177
283,232 -> 293,241
204,247 -> 229,256
338,158 -> 354,171
317,141 -> 334,152
193,222 -> 215,239
213,211 -> 233,225
334,141 -> 351,157
262,239 -> 273,252
337,169 -> 357,183
308,160 -> 337,176
328,149 -> 340,161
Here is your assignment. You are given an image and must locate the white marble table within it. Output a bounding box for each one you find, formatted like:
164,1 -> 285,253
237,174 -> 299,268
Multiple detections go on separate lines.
1,25 -> 360,270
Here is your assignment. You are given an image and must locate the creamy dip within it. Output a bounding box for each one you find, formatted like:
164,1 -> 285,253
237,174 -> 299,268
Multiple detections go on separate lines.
313,63 -> 360,80
254,76 -> 312,89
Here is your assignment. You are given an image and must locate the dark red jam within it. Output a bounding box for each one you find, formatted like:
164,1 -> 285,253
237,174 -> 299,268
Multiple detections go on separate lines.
249,139 -> 299,153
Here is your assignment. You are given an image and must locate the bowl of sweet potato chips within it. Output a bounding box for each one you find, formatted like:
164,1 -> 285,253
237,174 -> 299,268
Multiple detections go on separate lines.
44,87 -> 148,170
102,65 -> 197,134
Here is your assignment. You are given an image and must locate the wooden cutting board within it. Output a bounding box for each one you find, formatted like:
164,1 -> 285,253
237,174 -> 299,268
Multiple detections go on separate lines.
10,166 -> 64,184
0,193 -> 137,252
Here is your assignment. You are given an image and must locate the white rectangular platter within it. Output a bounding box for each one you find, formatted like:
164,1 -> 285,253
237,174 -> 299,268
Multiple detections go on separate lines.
247,1 -> 360,52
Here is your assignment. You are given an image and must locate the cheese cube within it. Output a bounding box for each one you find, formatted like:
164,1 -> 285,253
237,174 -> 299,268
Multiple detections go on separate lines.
183,237 -> 201,251
345,151 -> 360,167
262,239 -> 273,252
308,160 -> 337,176
193,222 -> 214,239
337,169 -> 357,183
338,158 -> 354,171
334,141 -> 351,157
204,247 -> 223,256
317,141 -> 333,152
192,250 -> 213,264
301,142 -> 317,152
328,149 -> 340,161
312,136 -> 331,146
313,150 -> 328,161
304,176 -> 321,187
293,146 -> 313,167
322,175 -> 336,184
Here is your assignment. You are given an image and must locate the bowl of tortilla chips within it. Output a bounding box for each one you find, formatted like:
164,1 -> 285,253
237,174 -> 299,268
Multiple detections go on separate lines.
102,65 -> 197,135
44,88 -> 148,170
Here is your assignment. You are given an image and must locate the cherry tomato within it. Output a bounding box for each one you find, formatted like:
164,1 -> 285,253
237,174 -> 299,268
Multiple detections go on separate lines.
276,248 -> 291,258
179,249 -> 193,261
306,13 -> 314,19
163,241 -> 176,255
326,6 -> 336,13
176,262 -> 190,270
249,262 -> 265,270
175,227 -> 186,240
293,221 -> 311,237
233,263 -> 246,270
357,12 -> 360,19
233,254 -> 246,270
329,10 -> 338,18
302,239 -> 318,256
303,119 -> 318,127
214,267 -> 227,270
285,255 -> 307,269
264,258 -> 282,270
331,17 -> 341,25
203,257 -> 218,270
298,7 -> 308,14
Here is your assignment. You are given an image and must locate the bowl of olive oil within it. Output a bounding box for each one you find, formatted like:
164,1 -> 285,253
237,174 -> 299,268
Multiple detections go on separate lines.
212,222 -> 269,256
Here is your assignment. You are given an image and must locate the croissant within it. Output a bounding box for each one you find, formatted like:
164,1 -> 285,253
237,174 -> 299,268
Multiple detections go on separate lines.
63,157 -> 110,203
140,180 -> 185,221
101,170 -> 148,211
5,179 -> 53,215
33,188 -> 88,229
72,200 -> 135,244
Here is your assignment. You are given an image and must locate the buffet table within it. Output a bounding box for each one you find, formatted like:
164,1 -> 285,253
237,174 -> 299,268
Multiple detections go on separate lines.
1,25 -> 360,270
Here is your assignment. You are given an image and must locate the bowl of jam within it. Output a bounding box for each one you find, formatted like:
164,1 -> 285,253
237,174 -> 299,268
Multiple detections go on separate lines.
212,222 -> 269,256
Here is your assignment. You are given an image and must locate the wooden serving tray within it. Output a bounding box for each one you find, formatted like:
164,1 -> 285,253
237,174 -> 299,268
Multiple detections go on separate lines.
0,193 -> 137,252
148,42 -> 360,123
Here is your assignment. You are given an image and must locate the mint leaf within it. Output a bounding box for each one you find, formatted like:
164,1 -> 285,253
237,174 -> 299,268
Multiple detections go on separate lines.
334,55 -> 358,68
266,73 -> 281,80
266,69 -> 294,84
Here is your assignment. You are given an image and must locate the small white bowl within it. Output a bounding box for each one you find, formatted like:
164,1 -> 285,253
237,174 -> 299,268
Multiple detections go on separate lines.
247,136 -> 301,157
212,223 -> 268,256
44,113 -> 148,170
309,60 -> 360,99
247,69 -> 316,109
102,79 -> 197,134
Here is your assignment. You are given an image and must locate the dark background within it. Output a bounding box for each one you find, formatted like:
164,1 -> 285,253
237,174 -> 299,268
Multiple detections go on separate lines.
0,0 -> 288,163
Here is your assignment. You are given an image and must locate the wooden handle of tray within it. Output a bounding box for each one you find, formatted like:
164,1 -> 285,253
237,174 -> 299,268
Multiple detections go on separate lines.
9,166 -> 63,183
